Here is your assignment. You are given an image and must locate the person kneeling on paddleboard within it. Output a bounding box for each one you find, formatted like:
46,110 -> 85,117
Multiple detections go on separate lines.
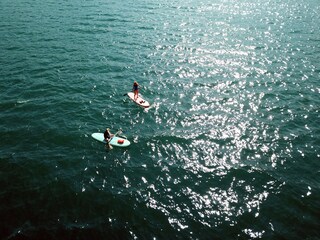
104,128 -> 114,149
132,81 -> 139,100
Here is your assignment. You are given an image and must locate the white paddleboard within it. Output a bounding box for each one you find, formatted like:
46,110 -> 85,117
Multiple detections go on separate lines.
127,92 -> 150,108
91,133 -> 131,147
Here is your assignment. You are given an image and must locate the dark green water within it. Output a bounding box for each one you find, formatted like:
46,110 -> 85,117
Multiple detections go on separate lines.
1,0 -> 320,239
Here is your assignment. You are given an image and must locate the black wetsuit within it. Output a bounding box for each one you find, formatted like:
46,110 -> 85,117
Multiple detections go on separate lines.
104,130 -> 111,141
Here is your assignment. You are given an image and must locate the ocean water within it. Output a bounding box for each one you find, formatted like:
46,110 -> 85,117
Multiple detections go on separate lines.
1,0 -> 320,239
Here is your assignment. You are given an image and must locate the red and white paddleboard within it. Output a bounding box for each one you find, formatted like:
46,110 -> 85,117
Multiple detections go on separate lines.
127,92 -> 150,108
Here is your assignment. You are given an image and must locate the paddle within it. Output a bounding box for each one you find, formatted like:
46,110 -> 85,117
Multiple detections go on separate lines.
114,128 -> 122,136
115,128 -> 127,139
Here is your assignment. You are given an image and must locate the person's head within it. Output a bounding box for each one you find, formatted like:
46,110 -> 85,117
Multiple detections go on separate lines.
107,128 -> 110,132
134,81 -> 138,86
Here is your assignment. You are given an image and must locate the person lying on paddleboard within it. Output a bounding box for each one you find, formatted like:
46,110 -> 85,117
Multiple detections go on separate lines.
132,81 -> 139,100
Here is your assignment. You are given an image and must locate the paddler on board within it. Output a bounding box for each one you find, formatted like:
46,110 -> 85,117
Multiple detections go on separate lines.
104,128 -> 114,150
132,81 -> 139,100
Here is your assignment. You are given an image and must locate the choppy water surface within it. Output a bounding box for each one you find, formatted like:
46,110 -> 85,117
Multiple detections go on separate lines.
1,0 -> 320,239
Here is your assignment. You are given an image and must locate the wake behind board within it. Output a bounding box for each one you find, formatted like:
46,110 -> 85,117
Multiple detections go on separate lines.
91,133 -> 130,147
127,92 -> 150,108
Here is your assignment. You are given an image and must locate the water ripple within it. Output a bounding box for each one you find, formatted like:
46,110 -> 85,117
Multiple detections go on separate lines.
1,0 -> 320,238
